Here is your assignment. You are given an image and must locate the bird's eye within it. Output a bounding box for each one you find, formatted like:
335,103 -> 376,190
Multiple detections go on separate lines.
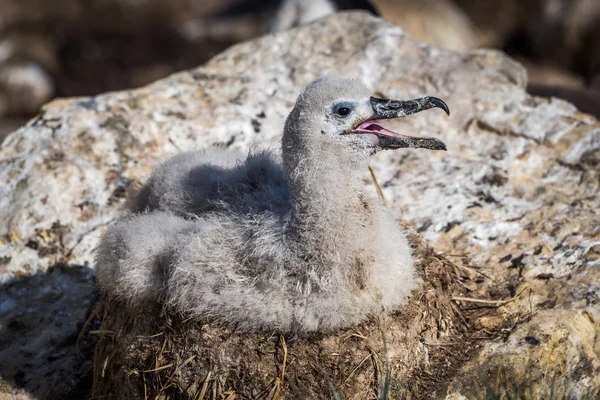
333,103 -> 354,117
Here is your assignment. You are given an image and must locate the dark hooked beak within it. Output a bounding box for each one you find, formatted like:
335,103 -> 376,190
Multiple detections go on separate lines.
349,96 -> 450,150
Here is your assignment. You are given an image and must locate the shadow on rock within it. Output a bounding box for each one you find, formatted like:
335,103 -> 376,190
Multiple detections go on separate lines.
0,264 -> 98,399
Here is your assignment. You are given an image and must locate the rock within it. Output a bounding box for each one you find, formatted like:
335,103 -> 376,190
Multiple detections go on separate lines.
528,83 -> 600,120
450,309 -> 600,398
0,265 -> 97,399
0,0 -> 239,117
455,0 -> 600,85
523,0 -> 600,78
372,0 -> 483,51
1,11 -> 599,399
0,119 -> 26,145
451,0 -> 538,48
0,0 -> 227,31
0,63 -> 54,117
0,33 -> 56,117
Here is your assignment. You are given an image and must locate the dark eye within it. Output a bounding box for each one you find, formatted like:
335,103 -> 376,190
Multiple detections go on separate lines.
333,103 -> 354,117
337,107 -> 351,116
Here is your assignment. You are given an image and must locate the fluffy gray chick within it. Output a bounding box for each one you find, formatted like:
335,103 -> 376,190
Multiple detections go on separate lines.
95,76 -> 449,334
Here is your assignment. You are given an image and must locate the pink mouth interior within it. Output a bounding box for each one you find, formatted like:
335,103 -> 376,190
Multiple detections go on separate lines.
352,120 -> 411,139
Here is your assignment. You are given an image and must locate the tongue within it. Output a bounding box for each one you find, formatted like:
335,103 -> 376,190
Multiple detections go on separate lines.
357,121 -> 414,139
363,123 -> 381,131
355,120 -> 447,150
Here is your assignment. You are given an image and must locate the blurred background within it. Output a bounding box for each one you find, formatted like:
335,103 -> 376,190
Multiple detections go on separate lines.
0,0 -> 599,142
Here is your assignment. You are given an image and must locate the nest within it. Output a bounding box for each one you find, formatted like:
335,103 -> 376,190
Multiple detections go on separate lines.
92,229 -> 480,399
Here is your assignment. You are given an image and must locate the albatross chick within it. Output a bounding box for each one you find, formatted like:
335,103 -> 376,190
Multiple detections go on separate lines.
95,76 -> 449,333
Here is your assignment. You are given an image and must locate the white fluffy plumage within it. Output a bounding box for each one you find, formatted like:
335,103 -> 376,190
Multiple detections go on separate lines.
95,77 -> 423,334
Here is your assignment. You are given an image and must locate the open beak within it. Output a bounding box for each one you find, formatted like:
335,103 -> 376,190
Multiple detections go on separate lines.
349,96 -> 450,150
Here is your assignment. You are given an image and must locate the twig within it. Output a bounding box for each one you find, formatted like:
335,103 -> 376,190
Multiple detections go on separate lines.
451,263 -> 492,279
368,165 -> 387,205
367,347 -> 381,398
143,363 -> 174,373
452,285 -> 530,307
272,335 -> 288,400
157,336 -> 168,365
422,341 -> 461,346
135,332 -> 165,338
348,332 -> 368,341
224,392 -> 237,400
175,355 -> 197,374
101,348 -> 117,378
280,335 -> 288,383
77,305 -> 100,358
342,354 -> 371,386
89,329 -> 115,336
195,372 -> 211,400
451,296 -> 510,305
143,373 -> 148,400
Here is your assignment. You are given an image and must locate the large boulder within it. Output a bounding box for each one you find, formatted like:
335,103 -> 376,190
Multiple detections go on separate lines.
0,11 -> 598,399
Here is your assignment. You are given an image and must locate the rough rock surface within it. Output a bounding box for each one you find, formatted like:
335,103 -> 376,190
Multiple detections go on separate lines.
1,11 -> 599,399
